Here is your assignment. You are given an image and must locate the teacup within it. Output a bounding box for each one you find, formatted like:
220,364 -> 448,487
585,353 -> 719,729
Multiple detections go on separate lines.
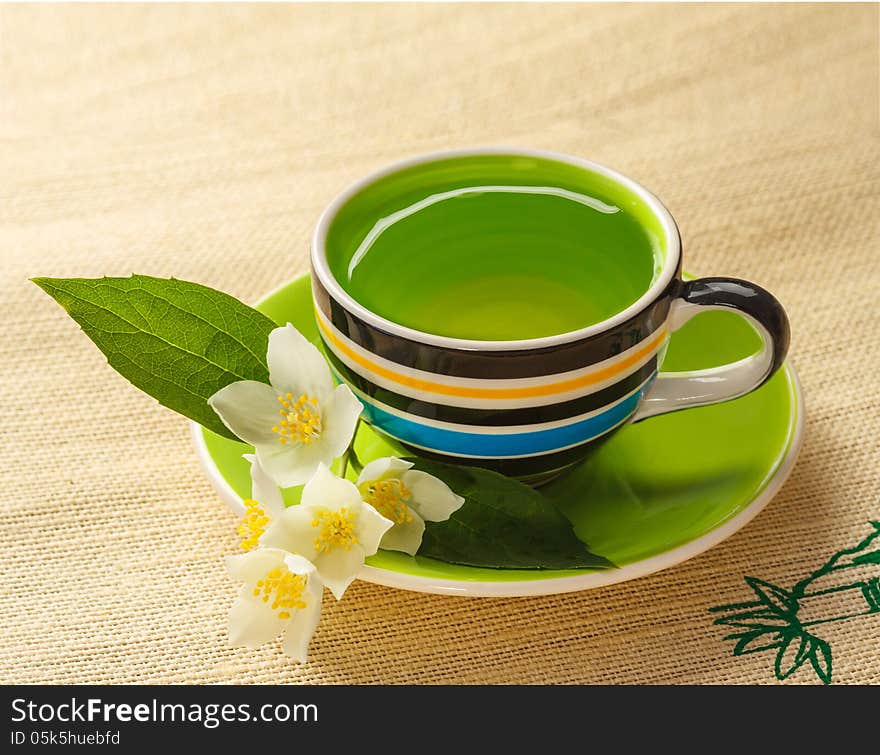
310,148 -> 789,483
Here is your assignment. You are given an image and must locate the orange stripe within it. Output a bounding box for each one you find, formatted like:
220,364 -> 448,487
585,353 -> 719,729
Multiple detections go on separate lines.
316,313 -> 667,400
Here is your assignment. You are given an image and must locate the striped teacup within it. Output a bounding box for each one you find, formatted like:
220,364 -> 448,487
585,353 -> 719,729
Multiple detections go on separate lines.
310,148 -> 790,484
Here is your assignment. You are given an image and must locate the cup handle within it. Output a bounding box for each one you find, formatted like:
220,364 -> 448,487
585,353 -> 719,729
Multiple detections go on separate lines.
631,277 -> 790,421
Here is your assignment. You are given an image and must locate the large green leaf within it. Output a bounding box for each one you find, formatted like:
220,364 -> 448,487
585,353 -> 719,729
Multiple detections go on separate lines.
411,459 -> 613,570
33,275 -> 276,440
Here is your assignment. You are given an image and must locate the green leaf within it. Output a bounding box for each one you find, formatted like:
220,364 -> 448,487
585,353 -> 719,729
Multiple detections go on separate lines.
852,551 -> 880,566
410,459 -> 613,570
745,576 -> 798,616
794,522 -> 880,595
731,630 -> 784,656
714,609 -> 794,630
33,275 -> 276,440
774,633 -> 812,680
809,637 -> 833,684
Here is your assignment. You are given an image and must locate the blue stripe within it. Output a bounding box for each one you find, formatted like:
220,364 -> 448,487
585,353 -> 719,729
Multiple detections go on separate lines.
358,388 -> 645,457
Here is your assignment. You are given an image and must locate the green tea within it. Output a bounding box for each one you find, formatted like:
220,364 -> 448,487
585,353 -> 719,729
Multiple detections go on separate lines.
330,184 -> 659,341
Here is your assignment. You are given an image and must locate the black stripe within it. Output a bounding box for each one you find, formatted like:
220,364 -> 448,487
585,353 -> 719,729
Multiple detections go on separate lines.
394,434 -> 616,481
312,272 -> 679,380
322,344 -> 658,427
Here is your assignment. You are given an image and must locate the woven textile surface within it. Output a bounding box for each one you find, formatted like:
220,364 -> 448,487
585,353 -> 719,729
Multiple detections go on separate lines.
1,3 -> 878,684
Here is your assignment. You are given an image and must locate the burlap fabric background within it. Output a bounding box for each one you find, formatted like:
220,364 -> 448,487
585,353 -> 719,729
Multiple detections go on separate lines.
1,3 -> 878,685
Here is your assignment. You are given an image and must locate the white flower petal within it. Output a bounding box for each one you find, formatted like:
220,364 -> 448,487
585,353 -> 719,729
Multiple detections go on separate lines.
209,380 -> 282,446
400,470 -> 465,522
356,501 -> 394,556
255,439 -> 331,488
379,511 -> 426,556
260,506 -> 320,562
280,561 -> 323,662
283,553 -> 318,578
300,463 -> 362,510
281,597 -> 322,662
314,546 -> 365,599
319,384 -> 363,459
356,456 -> 413,486
228,591 -> 288,649
226,549 -> 286,583
244,454 -> 285,518
267,324 -> 334,401
227,552 -> 319,654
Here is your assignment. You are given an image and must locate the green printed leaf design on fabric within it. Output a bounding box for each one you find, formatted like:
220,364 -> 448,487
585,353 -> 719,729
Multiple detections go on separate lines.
794,522 -> 880,594
33,276 -> 276,440
852,551 -> 880,566
412,459 -> 613,570
744,577 -> 798,615
731,630 -> 784,656
715,609 -> 793,630
712,521 -> 880,685
809,637 -> 833,685
774,633 -> 812,680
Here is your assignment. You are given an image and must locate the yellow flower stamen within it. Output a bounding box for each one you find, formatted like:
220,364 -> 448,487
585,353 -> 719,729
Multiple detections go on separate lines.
272,394 -> 323,446
359,478 -> 413,526
311,507 -> 358,553
238,499 -> 270,551
253,565 -> 307,619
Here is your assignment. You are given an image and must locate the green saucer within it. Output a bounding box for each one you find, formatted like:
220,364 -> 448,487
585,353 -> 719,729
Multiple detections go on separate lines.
193,274 -> 803,597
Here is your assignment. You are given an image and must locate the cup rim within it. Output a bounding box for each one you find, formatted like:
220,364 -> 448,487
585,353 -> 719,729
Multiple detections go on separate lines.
311,146 -> 682,352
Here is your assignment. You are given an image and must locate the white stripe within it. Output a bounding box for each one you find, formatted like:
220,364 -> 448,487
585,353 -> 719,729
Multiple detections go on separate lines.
343,373 -> 654,434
